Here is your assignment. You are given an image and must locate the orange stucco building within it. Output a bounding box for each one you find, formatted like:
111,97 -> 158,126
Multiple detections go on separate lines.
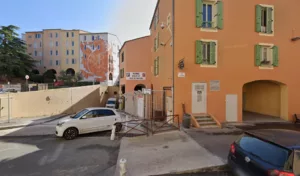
119,36 -> 151,93
146,0 -> 300,124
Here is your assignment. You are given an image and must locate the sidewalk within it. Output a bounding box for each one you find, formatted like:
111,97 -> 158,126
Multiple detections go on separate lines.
114,131 -> 225,176
0,114 -> 69,130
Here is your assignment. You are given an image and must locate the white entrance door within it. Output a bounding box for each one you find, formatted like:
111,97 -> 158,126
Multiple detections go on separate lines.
226,94 -> 238,122
137,97 -> 144,118
192,83 -> 207,114
166,96 -> 173,124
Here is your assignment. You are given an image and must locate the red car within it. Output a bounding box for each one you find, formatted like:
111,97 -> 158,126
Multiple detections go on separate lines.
54,80 -> 64,86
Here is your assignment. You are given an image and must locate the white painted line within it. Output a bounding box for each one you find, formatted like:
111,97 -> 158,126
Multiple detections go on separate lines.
47,143 -> 64,163
38,155 -> 48,166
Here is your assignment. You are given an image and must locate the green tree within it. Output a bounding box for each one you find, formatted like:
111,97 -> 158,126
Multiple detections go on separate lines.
0,25 -> 36,81
58,70 -> 83,86
43,69 -> 56,83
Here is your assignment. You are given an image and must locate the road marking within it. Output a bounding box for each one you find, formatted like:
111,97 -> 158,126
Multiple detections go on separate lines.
38,155 -> 48,166
48,143 -> 64,163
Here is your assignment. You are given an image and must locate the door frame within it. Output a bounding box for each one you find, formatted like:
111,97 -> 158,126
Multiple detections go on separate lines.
191,82 -> 207,114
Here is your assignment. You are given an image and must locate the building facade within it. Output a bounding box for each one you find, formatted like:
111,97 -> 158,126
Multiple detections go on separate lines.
148,0 -> 300,123
119,36 -> 151,93
24,30 -> 120,85
24,29 -> 87,75
79,33 -> 120,86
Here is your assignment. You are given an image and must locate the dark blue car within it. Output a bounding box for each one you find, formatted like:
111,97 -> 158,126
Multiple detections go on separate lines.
228,129 -> 300,176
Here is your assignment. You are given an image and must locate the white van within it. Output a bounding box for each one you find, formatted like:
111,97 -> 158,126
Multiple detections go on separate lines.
106,97 -> 117,109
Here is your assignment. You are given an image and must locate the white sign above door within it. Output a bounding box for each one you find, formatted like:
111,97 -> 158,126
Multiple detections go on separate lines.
126,72 -> 146,80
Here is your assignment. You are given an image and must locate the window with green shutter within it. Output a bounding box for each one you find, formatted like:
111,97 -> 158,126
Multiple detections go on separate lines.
195,40 -> 217,65
256,5 -> 274,34
154,57 -> 159,76
196,0 -> 223,30
121,69 -> 125,78
157,57 -> 160,75
255,44 -> 278,67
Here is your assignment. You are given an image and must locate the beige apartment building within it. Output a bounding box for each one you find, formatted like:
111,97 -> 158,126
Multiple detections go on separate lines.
24,29 -> 87,75
23,29 -> 121,85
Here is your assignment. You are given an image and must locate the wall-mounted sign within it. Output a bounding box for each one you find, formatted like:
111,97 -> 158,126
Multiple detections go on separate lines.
210,80 -> 220,91
126,72 -> 146,80
178,72 -> 185,78
142,88 -> 152,95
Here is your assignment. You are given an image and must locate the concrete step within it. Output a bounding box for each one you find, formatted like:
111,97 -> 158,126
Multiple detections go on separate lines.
198,121 -> 217,126
200,125 -> 220,129
194,116 -> 211,119
196,117 -> 214,122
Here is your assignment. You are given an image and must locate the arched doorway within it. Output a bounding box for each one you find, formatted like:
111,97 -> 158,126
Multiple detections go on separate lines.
134,84 -> 146,91
32,69 -> 40,75
66,68 -> 75,76
242,80 -> 288,122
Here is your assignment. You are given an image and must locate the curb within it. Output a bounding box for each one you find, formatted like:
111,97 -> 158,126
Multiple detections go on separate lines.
0,114 -> 69,131
0,134 -> 55,138
153,164 -> 230,176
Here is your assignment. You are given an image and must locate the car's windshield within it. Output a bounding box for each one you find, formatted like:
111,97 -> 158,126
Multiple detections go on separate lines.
107,100 -> 115,105
294,150 -> 300,175
71,109 -> 89,119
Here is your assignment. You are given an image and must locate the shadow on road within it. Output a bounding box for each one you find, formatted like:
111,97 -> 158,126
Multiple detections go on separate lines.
0,126 -> 120,176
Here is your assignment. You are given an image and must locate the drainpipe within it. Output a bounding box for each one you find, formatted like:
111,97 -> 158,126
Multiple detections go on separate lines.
172,0 -> 175,119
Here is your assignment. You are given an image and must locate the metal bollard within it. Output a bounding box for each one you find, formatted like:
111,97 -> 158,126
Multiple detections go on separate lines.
111,125 -> 116,141
119,158 -> 127,176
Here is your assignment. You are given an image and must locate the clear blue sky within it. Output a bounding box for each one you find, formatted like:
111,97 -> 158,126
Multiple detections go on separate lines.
0,0 -> 157,43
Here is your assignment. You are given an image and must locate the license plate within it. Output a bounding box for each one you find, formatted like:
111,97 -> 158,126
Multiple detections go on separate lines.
235,168 -> 248,176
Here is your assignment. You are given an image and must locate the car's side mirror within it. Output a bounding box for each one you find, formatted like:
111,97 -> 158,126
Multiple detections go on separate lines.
81,115 -> 87,119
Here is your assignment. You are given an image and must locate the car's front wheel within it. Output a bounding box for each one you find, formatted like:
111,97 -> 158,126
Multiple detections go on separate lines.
63,127 -> 78,140
115,123 -> 123,132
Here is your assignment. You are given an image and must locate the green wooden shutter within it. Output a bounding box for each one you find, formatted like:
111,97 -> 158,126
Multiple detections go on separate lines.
217,1 -> 224,29
153,59 -> 156,76
272,46 -> 279,67
196,41 -> 203,64
255,45 -> 262,66
267,7 -> 273,34
209,42 -> 216,65
255,5 -> 262,32
157,57 -> 160,75
196,0 -> 203,27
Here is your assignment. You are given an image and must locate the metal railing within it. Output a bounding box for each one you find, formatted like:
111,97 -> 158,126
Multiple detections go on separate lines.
116,114 -> 180,138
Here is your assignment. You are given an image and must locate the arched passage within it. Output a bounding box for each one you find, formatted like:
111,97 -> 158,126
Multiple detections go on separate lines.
134,84 -> 146,91
242,80 -> 288,122
66,68 -> 75,76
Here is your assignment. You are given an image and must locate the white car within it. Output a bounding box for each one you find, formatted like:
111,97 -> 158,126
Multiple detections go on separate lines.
56,107 -> 123,140
106,97 -> 117,109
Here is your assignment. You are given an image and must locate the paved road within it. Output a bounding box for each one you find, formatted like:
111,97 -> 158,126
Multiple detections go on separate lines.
184,130 -> 238,163
0,134 -> 120,176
